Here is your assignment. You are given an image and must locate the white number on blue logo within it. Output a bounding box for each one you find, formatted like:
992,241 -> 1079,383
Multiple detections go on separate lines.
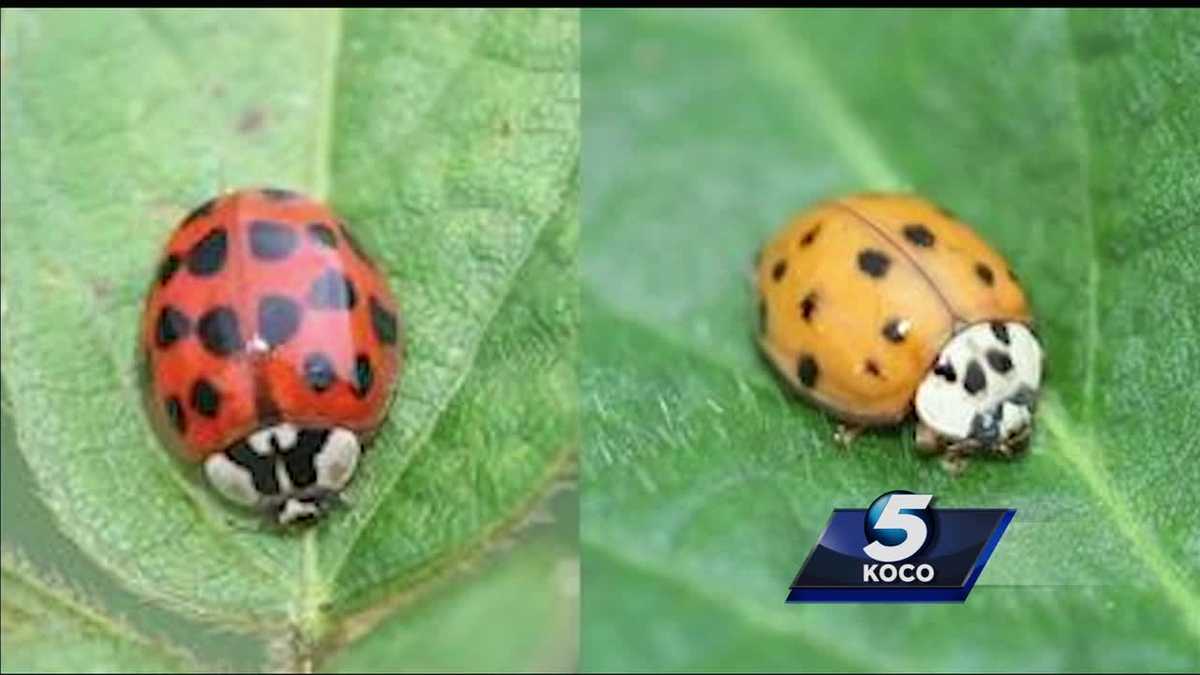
863,493 -> 933,563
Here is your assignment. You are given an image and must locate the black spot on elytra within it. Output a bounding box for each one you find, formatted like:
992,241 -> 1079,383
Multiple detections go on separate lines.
155,306 -> 192,348
191,378 -> 220,418
858,249 -> 891,278
197,306 -> 243,356
180,197 -> 215,227
990,321 -> 1011,345
340,223 -> 375,267
975,262 -> 995,286
186,228 -> 228,276
258,295 -> 302,347
800,291 -> 817,322
352,354 -> 374,398
282,428 -> 329,489
227,441 -> 279,495
260,187 -> 300,201
882,318 -> 907,343
797,354 -> 819,388
370,296 -> 399,345
902,223 -> 936,247
249,220 -> 299,261
303,352 -> 337,392
986,348 -> 1013,374
964,360 -> 987,395
933,362 -> 957,383
800,223 -> 822,247
307,222 -> 338,249
157,254 -> 182,286
309,269 -> 357,310
865,360 -> 882,378
772,259 -> 788,282
165,396 -> 186,434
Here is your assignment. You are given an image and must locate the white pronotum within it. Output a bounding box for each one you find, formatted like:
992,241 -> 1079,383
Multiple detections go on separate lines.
914,321 -> 1042,446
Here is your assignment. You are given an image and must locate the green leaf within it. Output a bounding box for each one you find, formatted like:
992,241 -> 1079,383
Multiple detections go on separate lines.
1,7 -> 578,665
1,552 -> 198,673
582,9 -> 1199,672
328,489 -> 579,673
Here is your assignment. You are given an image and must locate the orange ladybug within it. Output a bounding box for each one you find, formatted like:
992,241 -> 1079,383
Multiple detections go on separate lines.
755,193 -> 1042,466
139,188 -> 404,524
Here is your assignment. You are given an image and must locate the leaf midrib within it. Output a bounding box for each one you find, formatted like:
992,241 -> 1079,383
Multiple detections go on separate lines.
306,10 -> 579,630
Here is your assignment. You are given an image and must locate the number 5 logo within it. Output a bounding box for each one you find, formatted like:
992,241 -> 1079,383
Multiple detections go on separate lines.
863,493 -> 933,563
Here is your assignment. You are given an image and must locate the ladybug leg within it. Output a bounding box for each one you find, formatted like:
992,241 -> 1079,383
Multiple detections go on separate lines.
940,452 -> 969,476
223,513 -> 271,535
833,423 -> 863,448
914,422 -> 941,454
996,424 -> 1033,459
940,439 -> 978,476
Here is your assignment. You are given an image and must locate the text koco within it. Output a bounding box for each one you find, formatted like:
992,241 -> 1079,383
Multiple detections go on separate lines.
862,562 -> 935,583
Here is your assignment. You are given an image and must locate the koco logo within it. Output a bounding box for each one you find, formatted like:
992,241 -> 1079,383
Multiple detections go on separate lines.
786,490 -> 1014,603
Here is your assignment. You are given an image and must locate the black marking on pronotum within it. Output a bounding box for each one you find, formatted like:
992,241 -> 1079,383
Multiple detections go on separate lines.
882,318 -> 908,343
963,360 -> 987,395
227,441 -> 280,495
800,223 -> 822,247
933,361 -> 957,383
990,321 -> 1011,345
186,227 -> 228,276
158,254 -> 182,286
969,411 -> 1000,444
369,296 -> 399,345
180,197 -> 216,227
303,352 -> 337,392
197,306 -> 244,356
1010,385 -> 1038,407
309,269 -> 357,310
902,223 -> 936,247
800,291 -> 817,322
165,396 -> 186,434
352,354 -> 374,398
797,354 -> 819,388
772,259 -> 788,282
249,220 -> 299,260
155,306 -> 192,348
282,428 -> 329,489
258,295 -> 302,347
191,378 -> 220,418
975,262 -> 995,286
307,222 -> 338,249
857,249 -> 891,278
986,348 -> 1013,374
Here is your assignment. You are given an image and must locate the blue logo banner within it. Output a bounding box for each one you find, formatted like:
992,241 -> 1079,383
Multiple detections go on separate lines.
786,492 -> 1014,603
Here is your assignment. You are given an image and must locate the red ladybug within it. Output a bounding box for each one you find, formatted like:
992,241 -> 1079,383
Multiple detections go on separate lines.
139,188 -> 404,524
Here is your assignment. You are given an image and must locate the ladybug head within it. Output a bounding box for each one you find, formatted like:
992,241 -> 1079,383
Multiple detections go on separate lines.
202,423 -> 362,525
914,321 -> 1043,453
